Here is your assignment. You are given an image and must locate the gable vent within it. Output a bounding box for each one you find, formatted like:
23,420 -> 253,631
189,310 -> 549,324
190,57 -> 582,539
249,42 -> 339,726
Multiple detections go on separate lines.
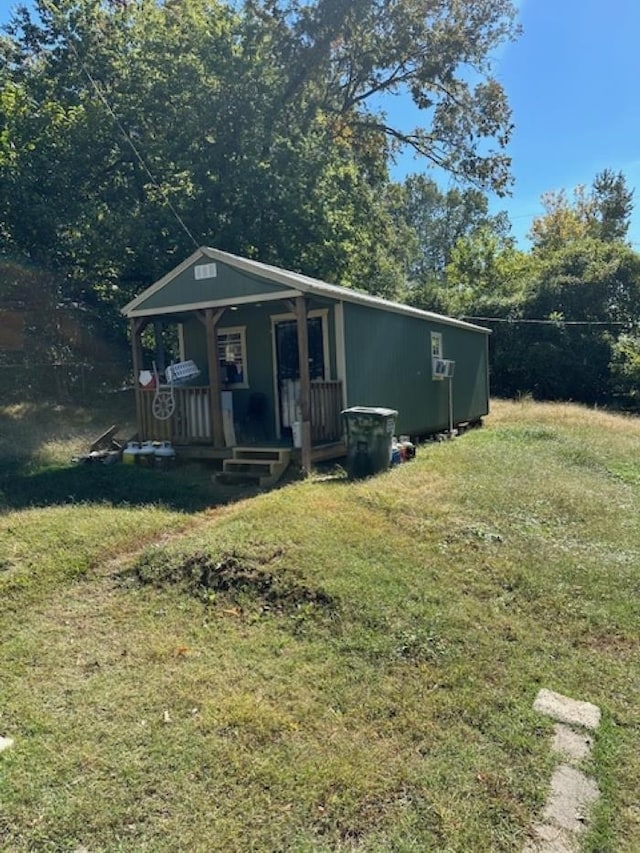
194,262 -> 217,280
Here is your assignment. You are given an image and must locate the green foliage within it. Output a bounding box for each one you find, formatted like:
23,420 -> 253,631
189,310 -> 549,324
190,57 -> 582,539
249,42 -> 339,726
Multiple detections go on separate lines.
497,239 -> 640,404
6,0 -> 640,412
0,0 -> 519,319
592,168 -> 634,243
529,170 -> 634,252
258,0 -> 519,193
438,170 -> 640,408
610,333 -> 640,403
443,225 -> 529,316
0,260 -> 129,398
398,174 -> 511,295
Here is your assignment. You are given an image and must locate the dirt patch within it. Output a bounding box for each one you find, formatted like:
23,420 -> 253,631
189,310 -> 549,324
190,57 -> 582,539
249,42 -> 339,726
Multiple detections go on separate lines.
127,546 -> 336,618
313,785 -> 442,847
577,631 -> 637,654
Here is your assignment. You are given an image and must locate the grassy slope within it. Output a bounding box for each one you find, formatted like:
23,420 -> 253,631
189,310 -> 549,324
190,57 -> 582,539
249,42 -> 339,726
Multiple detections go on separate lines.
0,399 -> 639,851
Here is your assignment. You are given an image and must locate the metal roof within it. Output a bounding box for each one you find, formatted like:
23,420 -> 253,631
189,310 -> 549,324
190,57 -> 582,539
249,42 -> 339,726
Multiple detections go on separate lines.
122,246 -> 491,334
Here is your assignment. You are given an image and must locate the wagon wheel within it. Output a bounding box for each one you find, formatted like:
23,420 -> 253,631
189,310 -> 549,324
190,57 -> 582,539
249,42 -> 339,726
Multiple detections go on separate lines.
152,388 -> 175,421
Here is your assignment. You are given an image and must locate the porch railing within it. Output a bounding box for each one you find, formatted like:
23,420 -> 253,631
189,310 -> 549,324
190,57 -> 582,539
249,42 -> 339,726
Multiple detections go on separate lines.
137,381 -> 344,445
137,387 -> 212,442
310,380 -> 343,443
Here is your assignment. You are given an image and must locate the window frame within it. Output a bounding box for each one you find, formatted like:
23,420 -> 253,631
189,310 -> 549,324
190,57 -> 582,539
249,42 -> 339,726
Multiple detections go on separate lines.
431,331 -> 444,380
217,325 -> 249,389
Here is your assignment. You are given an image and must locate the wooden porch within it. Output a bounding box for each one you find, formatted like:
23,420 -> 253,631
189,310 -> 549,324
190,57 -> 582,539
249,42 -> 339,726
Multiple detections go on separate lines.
135,380 -> 344,450
130,294 -> 341,471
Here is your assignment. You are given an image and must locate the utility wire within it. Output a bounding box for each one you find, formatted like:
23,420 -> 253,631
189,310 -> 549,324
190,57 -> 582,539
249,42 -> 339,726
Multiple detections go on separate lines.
462,317 -> 634,327
40,0 -> 199,250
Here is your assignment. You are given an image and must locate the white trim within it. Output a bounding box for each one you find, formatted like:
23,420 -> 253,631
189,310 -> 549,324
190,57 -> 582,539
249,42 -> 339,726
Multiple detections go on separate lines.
431,331 -> 444,381
125,289 -> 303,318
270,308 -> 330,438
217,325 -> 249,389
334,301 -> 347,408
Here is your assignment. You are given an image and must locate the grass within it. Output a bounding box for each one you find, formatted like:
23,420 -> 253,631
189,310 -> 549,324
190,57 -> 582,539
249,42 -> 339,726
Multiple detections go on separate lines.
1,398 -> 639,850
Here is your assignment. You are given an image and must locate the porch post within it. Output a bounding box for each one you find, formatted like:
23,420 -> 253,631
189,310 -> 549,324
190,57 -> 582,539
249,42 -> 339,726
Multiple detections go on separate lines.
130,317 -> 147,439
204,307 -> 226,447
295,295 -> 312,474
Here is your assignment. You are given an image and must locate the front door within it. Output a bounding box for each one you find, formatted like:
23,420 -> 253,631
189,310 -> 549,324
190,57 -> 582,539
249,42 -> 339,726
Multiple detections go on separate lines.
275,317 -> 325,433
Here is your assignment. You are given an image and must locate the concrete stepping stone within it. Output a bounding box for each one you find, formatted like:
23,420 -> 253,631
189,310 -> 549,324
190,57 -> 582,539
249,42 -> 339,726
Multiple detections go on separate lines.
541,764 -> 600,833
524,690 -> 601,852
533,688 -> 600,731
552,724 -> 593,765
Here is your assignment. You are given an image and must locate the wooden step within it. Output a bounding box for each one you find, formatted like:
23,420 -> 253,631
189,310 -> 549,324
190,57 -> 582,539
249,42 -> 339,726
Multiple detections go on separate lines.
216,470 -> 262,487
216,447 -> 291,488
233,447 -> 290,462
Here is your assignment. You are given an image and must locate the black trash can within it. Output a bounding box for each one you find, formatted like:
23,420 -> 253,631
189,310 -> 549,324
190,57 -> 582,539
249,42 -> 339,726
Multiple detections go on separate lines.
342,406 -> 398,479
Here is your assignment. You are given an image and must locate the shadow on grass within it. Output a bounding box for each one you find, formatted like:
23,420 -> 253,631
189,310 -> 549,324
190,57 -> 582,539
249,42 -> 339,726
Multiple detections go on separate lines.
0,459 -> 247,513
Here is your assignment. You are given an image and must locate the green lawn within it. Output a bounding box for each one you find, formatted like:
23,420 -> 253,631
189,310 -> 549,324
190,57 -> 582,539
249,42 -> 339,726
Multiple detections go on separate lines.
1,399 -> 639,851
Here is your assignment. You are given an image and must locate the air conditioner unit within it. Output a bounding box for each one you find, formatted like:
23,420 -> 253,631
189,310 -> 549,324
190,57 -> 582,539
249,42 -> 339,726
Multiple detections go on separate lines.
433,358 -> 455,379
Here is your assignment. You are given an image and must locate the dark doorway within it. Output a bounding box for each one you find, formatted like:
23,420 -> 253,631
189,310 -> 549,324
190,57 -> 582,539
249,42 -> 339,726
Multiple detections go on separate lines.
275,317 -> 325,433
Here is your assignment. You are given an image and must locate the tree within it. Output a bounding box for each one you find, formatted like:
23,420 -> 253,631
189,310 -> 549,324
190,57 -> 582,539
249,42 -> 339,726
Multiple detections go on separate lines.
519,171 -> 639,403
0,0 -> 520,333
591,169 -> 634,243
610,332 -> 640,405
529,170 -> 634,251
481,239 -> 640,404
523,240 -> 640,403
399,174 -> 510,281
256,0 -> 520,195
444,227 -> 530,317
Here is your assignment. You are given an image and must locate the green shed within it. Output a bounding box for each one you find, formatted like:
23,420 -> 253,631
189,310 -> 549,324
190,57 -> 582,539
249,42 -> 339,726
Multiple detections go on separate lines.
122,247 -> 490,469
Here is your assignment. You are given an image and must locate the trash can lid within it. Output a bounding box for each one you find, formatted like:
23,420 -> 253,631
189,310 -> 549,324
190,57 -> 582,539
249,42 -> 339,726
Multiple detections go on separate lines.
341,406 -> 398,418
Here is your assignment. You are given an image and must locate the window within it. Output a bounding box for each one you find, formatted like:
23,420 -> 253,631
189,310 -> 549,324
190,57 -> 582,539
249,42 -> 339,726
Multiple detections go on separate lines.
217,326 -> 248,387
431,332 -> 444,379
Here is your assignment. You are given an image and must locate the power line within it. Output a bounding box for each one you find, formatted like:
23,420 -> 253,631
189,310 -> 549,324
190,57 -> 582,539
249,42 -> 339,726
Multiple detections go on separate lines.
462,316 -> 633,326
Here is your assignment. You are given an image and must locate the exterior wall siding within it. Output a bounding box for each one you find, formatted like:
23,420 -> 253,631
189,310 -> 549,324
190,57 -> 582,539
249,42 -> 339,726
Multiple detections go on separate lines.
135,261 -> 292,313
342,302 -> 489,436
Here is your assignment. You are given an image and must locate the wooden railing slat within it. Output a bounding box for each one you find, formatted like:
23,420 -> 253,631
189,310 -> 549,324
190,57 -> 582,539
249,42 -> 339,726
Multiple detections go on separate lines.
310,380 -> 342,443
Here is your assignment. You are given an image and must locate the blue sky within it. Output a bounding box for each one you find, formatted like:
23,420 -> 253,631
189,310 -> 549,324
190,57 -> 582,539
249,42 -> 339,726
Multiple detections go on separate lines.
2,0 -> 639,248
386,0 -> 640,247
490,0 -> 640,247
